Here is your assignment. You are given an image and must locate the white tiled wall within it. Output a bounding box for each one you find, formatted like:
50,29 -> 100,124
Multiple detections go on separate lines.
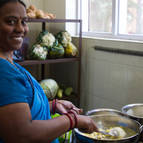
80,37 -> 143,113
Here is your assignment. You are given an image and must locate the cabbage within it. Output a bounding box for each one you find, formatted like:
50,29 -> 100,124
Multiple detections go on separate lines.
40,79 -> 59,100
49,41 -> 65,58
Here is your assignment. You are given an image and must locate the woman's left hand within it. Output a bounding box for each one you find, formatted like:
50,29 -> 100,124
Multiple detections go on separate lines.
56,100 -> 82,115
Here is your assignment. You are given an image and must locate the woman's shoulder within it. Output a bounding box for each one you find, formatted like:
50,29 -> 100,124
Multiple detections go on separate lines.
0,59 -> 22,78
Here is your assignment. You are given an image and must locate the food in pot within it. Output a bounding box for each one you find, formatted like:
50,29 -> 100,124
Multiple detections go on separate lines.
81,126 -> 136,140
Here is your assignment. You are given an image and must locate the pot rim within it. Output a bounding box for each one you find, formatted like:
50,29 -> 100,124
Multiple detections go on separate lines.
122,103 -> 143,119
74,128 -> 139,141
86,108 -> 123,115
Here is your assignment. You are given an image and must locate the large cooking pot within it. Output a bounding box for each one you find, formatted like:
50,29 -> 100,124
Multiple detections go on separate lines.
74,108 -> 143,143
122,103 -> 143,125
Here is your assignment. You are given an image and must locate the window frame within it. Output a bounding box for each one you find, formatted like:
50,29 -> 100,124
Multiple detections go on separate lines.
80,0 -> 143,41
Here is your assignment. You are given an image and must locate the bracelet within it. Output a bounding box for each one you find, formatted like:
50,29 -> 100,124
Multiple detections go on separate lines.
52,99 -> 56,114
68,111 -> 77,128
63,113 -> 73,130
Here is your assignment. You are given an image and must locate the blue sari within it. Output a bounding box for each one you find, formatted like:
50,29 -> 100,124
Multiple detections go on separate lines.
0,58 -> 59,143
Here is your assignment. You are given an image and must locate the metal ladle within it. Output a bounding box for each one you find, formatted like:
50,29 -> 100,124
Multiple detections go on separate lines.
98,127 -> 126,138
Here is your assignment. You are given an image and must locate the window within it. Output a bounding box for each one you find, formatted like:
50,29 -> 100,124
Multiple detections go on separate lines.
80,0 -> 143,40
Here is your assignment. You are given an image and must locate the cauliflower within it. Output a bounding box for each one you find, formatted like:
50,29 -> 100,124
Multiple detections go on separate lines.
28,44 -> 48,60
56,31 -> 72,47
41,33 -> 55,47
37,30 -> 55,47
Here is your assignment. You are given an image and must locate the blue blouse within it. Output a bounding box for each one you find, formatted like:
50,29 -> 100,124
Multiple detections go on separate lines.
0,58 -> 59,143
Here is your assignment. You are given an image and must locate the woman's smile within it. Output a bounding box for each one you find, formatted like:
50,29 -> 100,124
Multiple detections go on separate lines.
11,36 -> 23,43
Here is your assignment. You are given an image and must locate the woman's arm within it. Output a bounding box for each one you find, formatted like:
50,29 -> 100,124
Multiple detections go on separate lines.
0,102 -> 98,143
0,103 -> 70,143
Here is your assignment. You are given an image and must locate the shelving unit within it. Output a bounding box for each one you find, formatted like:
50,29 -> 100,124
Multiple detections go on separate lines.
18,18 -> 82,106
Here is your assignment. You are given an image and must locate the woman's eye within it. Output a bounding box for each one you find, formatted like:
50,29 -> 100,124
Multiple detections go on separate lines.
8,20 -> 15,25
6,20 -> 16,25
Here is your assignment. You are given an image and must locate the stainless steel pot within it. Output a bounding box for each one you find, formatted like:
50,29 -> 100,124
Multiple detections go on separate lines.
122,103 -> 143,125
74,108 -> 143,143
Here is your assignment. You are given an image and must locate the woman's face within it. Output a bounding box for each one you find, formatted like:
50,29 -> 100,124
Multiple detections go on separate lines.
0,1 -> 29,52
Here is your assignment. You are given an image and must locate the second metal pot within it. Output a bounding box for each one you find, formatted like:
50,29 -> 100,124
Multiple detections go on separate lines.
122,103 -> 143,125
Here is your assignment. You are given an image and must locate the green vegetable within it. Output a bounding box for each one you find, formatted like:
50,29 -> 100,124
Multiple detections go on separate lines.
40,79 -> 59,100
64,87 -> 73,96
57,88 -> 63,98
65,42 -> 78,57
37,30 -> 55,47
56,31 -> 72,47
49,43 -> 65,58
28,44 -> 48,60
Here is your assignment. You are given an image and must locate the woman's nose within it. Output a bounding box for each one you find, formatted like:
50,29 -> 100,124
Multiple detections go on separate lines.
15,21 -> 25,33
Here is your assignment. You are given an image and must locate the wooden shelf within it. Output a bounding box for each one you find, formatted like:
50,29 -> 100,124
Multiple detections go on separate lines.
28,18 -> 82,23
17,57 -> 80,66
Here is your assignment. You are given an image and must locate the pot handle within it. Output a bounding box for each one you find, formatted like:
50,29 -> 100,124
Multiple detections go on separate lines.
139,125 -> 143,141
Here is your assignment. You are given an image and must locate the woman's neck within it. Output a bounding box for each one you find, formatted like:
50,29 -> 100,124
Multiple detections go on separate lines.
0,51 -> 13,64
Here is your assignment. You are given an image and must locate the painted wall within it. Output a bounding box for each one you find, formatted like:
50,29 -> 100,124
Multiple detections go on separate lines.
80,37 -> 143,113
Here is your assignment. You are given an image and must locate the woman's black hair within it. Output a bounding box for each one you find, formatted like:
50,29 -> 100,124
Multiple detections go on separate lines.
0,0 -> 26,8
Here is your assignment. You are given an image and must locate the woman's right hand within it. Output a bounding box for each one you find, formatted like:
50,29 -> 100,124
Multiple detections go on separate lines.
76,114 -> 98,133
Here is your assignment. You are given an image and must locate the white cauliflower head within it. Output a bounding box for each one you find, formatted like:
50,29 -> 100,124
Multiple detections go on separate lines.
33,44 -> 48,60
42,33 -> 55,47
62,31 -> 72,47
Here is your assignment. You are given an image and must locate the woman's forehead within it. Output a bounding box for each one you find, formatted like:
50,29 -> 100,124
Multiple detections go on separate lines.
0,2 -> 27,17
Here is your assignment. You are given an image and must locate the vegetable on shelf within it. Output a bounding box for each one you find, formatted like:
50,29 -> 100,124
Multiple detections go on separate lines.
57,84 -> 74,98
36,30 -> 55,48
57,88 -> 63,98
65,42 -> 78,57
26,5 -> 56,19
49,40 -> 65,59
56,31 -> 72,47
28,44 -> 48,60
64,87 -> 73,96
40,79 -> 59,100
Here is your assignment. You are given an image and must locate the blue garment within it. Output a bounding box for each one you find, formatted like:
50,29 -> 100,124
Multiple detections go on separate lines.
0,58 -> 59,143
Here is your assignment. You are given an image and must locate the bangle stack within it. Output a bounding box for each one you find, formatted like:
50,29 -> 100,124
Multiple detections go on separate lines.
68,111 -> 77,128
63,111 -> 78,131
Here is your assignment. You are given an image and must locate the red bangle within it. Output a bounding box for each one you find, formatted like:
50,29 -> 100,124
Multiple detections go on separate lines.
63,113 -> 73,130
52,99 -> 56,114
68,111 -> 77,128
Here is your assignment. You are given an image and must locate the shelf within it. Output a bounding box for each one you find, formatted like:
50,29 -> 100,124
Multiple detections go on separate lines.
27,18 -> 82,23
17,57 -> 80,66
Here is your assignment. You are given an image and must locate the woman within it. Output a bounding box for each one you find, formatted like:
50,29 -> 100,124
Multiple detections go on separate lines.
0,0 -> 98,143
